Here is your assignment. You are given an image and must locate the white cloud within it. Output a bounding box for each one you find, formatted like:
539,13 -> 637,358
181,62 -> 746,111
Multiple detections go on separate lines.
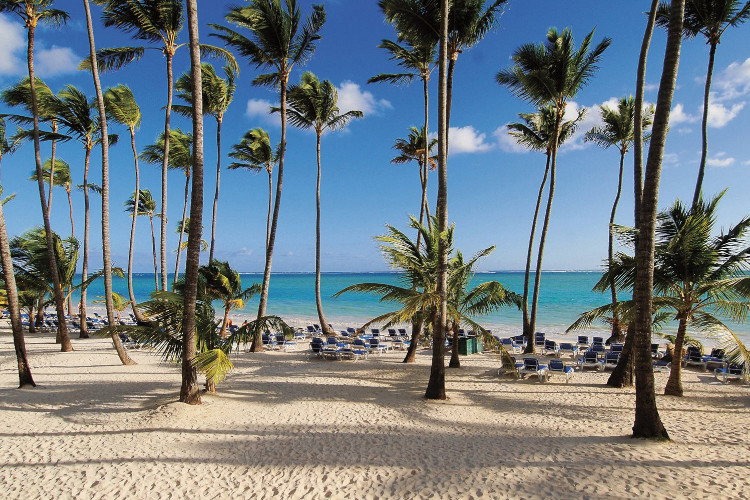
644,83 -> 659,92
705,101 -> 745,128
662,153 -> 679,167
670,103 -> 698,125
336,81 -> 391,115
0,14 -> 25,76
743,159 -> 750,166
714,58 -> 750,102
245,98 -> 277,125
494,124 -> 529,153
677,127 -> 693,135
447,126 -> 493,154
35,46 -> 80,77
706,154 -> 735,168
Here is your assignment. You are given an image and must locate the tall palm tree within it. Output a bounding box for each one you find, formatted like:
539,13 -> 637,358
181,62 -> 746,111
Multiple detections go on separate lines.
585,97 -> 654,344
198,260 -> 260,338
497,27 -> 611,353
173,63 -> 236,263
211,0 -> 326,352
0,0 -> 72,352
228,128 -> 278,252
656,0 -> 750,206
369,36 -> 436,242
632,0 -> 685,440
29,159 -> 74,237
125,190 -> 159,291
390,126 -> 437,235
104,84 -> 145,321
88,0 -> 236,291
506,105 -> 582,350
283,72 -> 363,336
140,129 -> 192,284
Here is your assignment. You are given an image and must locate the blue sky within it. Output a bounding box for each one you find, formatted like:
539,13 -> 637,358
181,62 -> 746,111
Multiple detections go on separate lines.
1,0 -> 749,273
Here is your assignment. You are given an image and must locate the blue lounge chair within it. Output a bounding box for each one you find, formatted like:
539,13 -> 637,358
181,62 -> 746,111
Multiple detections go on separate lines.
544,340 -> 560,357
547,359 -> 574,383
501,337 -> 523,354
534,332 -> 546,346
610,343 -> 624,354
369,338 -> 387,355
519,357 -> 548,382
308,337 -> 325,358
513,334 -> 527,346
651,343 -> 663,359
653,360 -> 671,373
714,363 -> 746,384
703,348 -> 726,370
683,346 -> 707,370
559,342 -> 579,357
576,335 -> 590,350
579,350 -> 604,371
397,328 -> 408,337
603,351 -> 620,370
592,336 -> 604,346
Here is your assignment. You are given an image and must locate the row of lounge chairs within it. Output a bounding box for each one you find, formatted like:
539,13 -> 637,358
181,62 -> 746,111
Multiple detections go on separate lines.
516,358 -> 575,383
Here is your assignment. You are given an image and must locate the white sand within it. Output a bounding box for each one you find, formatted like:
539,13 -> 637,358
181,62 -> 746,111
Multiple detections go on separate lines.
2,328 -> 749,499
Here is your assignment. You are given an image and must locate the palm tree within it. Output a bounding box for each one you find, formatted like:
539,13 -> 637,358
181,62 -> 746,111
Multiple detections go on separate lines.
632,0 -> 685,440
29,159 -> 74,237
93,291 -> 130,324
173,63 -> 236,263
497,27 -> 611,354
390,126 -> 437,237
140,129 -> 192,285
369,36 -> 436,242
0,117 -> 23,182
585,97 -> 655,344
0,0 -> 72,352
655,0 -> 750,206
125,190 -> 159,291
198,260 -> 260,338
104,84 -> 145,321
211,0 -> 326,352
228,128 -> 278,252
506,105 -> 582,350
282,72 -> 363,336
88,0 -> 236,291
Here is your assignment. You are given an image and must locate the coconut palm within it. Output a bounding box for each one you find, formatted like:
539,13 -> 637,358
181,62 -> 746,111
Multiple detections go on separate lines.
87,0 -> 236,291
172,63 -> 236,263
506,105 -> 583,350
29,159 -> 74,237
140,129 -> 192,285
585,97 -> 655,344
93,292 -> 130,324
104,84 -> 145,321
211,0 -> 326,352
175,218 -> 207,252
282,72 -> 363,336
125,189 -> 159,291
0,117 -> 23,182
497,27 -> 611,354
0,0 -> 71,351
632,0 -> 684,440
655,0 -> 750,206
391,126 -> 437,235
198,260 -> 260,338
228,128 -> 278,252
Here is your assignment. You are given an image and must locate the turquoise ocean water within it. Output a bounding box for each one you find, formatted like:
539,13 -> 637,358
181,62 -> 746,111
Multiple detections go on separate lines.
72,271 -> 750,341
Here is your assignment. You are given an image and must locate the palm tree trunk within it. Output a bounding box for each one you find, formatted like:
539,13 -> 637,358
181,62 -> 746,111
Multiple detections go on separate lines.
266,169 -> 272,252
606,150 -> 626,344
420,74 -> 431,238
66,188 -> 75,237
529,113 -> 562,354
209,117 -> 222,262
150,215 -> 158,291
425,0 -> 449,400
160,53 -> 174,291
126,127 -> 145,322
632,0 -> 683,441
79,148 -> 91,339
523,153 -> 550,348
417,161 -> 427,250
403,317 -> 422,363
173,174 -> 190,285
252,73 -> 289,352
692,41 -> 716,207
449,320 -> 460,368
47,121 -> 57,219
26,25 -> 72,352
664,316 -> 688,396
220,307 -> 230,339
0,189 -> 35,387
314,131 -> 332,335
84,0 -> 134,364
28,304 -> 35,333
180,0 -> 204,405
611,0 -> 658,389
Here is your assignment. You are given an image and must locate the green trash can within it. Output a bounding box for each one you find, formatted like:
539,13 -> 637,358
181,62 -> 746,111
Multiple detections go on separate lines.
458,336 -> 480,355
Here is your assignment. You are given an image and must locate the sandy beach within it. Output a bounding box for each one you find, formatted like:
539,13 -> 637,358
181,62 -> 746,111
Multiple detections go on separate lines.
2,327 -> 749,499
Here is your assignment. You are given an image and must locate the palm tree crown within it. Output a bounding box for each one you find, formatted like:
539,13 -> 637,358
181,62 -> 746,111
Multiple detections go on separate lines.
392,126 -> 437,169
228,128 -> 277,173
507,104 -> 582,154
173,63 -> 236,122
104,84 -> 142,132
284,72 -> 364,133
140,128 -> 193,172
585,97 -> 654,155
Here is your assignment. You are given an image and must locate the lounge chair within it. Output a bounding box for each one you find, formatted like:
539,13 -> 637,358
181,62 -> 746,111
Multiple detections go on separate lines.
683,346 -> 707,370
547,359 -> 574,383
610,343 -> 624,354
501,337 -> 523,354
559,342 -> 579,357
714,363 -> 746,384
369,338 -> 388,355
579,350 -> 604,371
576,335 -> 590,350
519,357 -> 547,382
513,334 -> 527,346
592,336 -> 604,346
603,351 -> 620,370
591,343 -> 607,357
534,332 -> 546,346
544,340 -> 560,357
653,360 -> 671,373
703,348 -> 726,370
651,343 -> 663,359
337,346 -> 368,361
397,328 -> 408,337
308,337 -> 325,358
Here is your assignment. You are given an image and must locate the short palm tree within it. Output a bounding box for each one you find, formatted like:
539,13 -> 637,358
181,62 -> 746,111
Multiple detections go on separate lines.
282,72 -> 363,335
104,84 -> 145,321
497,27 -> 611,353
125,189 -> 159,291
506,105 -> 582,350
93,292 -> 130,324
198,260 -> 260,338
228,128 -> 278,252
29,159 -> 74,237
0,0 -> 72,350
585,97 -> 655,343
656,0 -> 750,206
88,0 -> 236,291
140,128 -> 192,285
391,126 -> 437,238
173,63 -> 236,262
211,0 -> 326,352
